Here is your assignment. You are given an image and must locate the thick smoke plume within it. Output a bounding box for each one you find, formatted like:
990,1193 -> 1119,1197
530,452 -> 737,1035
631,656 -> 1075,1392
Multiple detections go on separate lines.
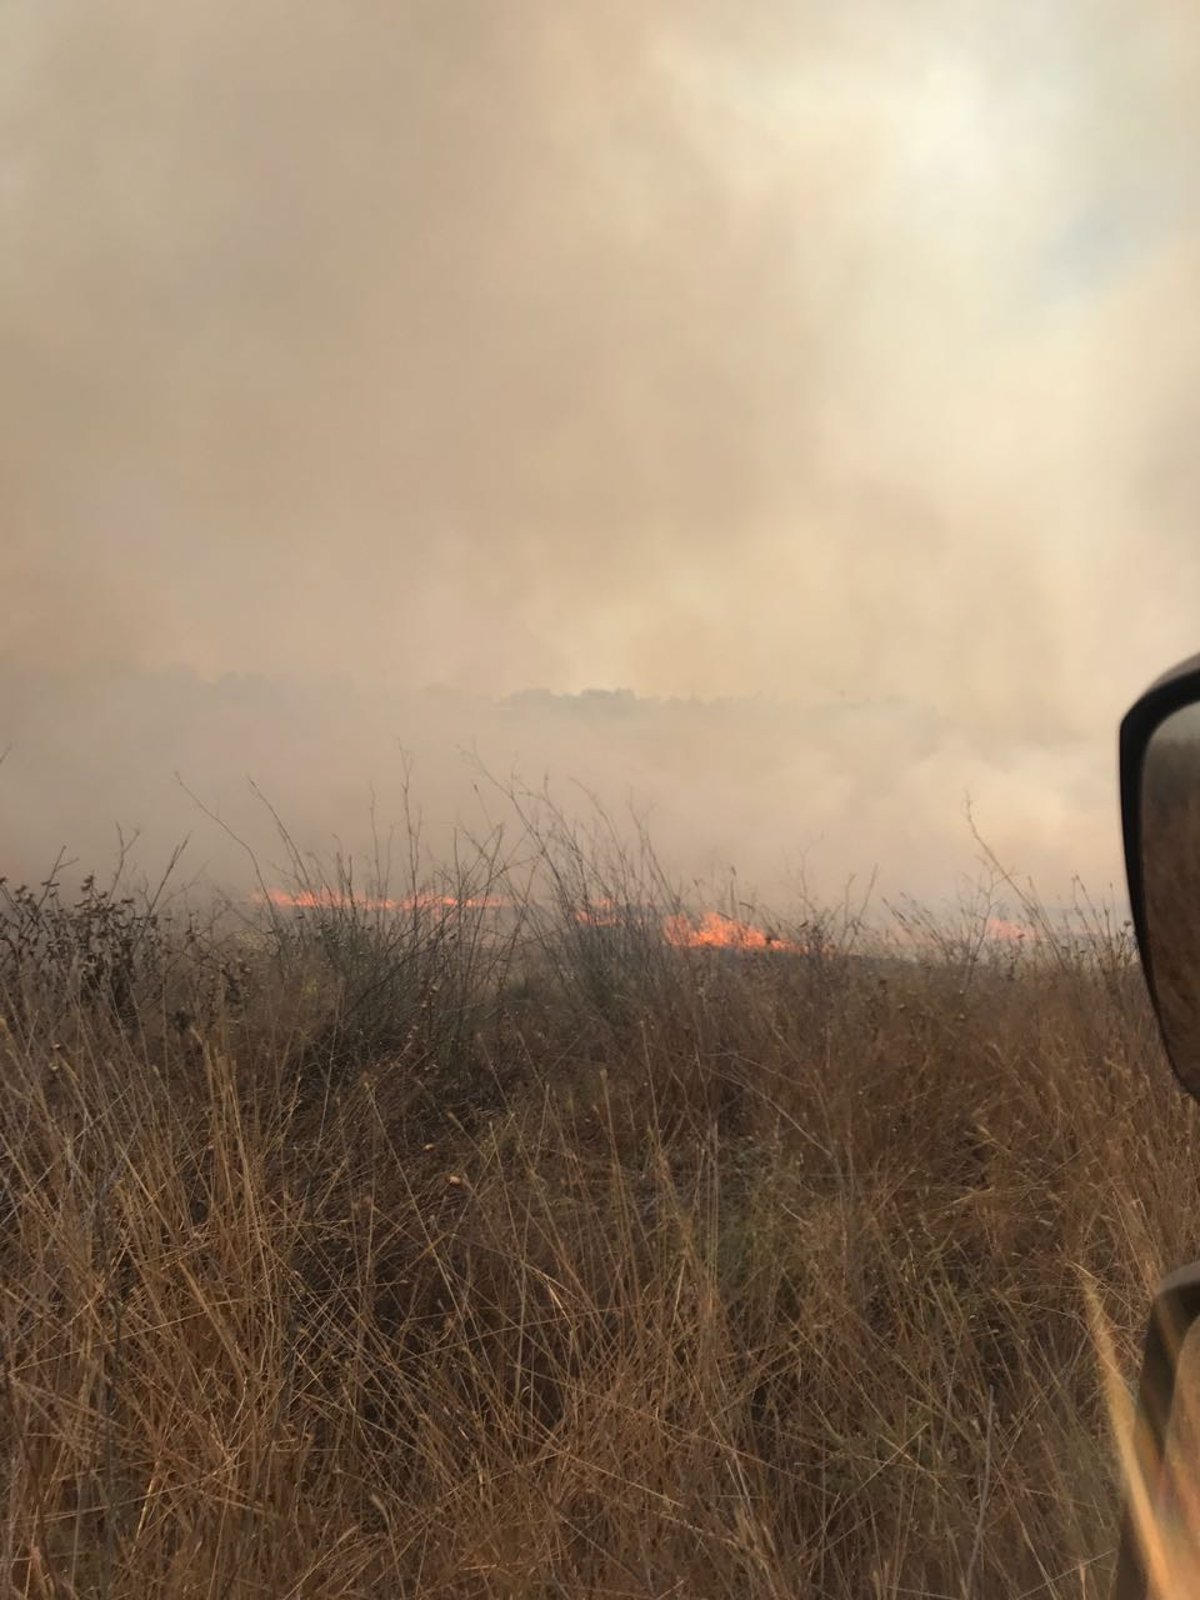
3,4 -> 1199,904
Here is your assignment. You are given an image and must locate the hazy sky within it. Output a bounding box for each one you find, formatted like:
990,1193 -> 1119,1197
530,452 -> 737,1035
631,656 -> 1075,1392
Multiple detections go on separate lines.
4,3 -> 1200,903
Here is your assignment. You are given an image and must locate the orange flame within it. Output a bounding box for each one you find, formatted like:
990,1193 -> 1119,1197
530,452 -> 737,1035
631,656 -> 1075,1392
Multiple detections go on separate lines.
662,910 -> 804,953
258,888 -> 802,953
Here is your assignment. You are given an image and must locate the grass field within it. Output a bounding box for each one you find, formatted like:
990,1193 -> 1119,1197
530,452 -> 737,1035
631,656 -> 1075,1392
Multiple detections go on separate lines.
2,804 -> 1195,1598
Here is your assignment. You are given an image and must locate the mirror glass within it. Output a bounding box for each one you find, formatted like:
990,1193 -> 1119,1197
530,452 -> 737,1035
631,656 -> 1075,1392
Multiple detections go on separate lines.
1141,702 -> 1200,1097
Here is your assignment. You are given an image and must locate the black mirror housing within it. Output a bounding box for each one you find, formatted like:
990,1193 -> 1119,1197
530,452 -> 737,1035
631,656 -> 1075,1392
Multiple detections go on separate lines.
1121,650 -> 1200,1102
1115,651 -> 1200,1598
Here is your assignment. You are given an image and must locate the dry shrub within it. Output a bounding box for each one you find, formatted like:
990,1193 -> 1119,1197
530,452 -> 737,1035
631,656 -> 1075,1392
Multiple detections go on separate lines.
0,811 -> 1189,1598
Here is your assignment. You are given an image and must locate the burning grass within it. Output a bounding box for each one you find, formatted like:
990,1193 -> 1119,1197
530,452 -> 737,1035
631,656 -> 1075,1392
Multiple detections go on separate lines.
0,801 -> 1192,1597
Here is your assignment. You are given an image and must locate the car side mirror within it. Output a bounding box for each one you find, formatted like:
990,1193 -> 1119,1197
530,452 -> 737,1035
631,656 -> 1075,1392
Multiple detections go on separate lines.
1113,651 -> 1200,1598
1122,650 -> 1200,1101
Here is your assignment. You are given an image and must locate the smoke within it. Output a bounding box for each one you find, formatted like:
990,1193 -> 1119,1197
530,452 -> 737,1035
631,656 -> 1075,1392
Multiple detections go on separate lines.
3,2 -> 1199,903
0,662 -> 1120,914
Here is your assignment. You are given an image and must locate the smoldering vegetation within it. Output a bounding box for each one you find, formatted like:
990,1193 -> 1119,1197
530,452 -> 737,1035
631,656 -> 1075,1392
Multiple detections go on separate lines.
0,793 -> 1186,1600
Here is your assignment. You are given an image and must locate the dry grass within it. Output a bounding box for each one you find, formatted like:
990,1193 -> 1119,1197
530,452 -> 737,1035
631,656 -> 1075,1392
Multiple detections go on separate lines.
0,806 -> 1192,1598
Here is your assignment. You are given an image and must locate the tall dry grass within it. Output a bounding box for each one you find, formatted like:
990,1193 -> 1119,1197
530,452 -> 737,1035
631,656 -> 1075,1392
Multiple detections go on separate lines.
0,800 -> 1193,1598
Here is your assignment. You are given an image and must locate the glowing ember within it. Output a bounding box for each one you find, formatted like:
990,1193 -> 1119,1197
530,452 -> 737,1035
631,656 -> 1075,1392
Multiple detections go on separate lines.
662,910 -> 803,953
258,888 -> 511,912
256,889 -> 1042,958
258,887 -> 802,953
574,897 -> 621,926
889,916 -> 1043,952
984,916 -> 1039,943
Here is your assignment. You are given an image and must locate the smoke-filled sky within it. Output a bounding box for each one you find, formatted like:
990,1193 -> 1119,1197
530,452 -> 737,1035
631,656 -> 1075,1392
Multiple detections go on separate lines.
4,3 -> 1200,906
